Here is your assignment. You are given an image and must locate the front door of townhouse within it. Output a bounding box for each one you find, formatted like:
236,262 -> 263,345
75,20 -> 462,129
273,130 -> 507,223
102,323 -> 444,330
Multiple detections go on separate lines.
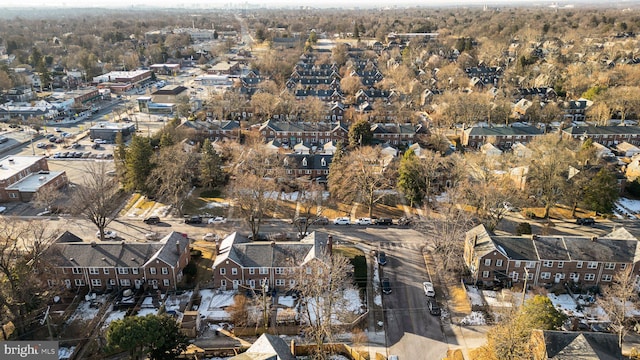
150,280 -> 158,289
134,280 -> 142,289
233,280 -> 240,290
554,273 -> 563,283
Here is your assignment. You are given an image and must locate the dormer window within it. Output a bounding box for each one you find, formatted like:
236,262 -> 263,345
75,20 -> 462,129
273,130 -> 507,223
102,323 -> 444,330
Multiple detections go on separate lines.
302,158 -> 308,167
284,158 -> 289,166
321,158 -> 326,167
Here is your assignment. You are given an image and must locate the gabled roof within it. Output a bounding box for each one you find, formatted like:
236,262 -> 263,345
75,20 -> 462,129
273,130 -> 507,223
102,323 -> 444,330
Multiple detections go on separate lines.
47,231 -> 189,268
540,330 -> 621,359
259,120 -> 344,134
234,333 -> 295,360
464,125 -> 544,137
181,120 -> 240,132
285,154 -> 333,169
213,231 -> 331,269
144,232 -> 190,267
562,125 -> 640,136
468,226 -> 639,263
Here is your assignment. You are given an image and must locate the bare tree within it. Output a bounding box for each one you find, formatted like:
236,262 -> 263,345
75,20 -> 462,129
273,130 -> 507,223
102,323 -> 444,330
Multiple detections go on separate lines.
147,144 -> 197,215
525,134 -> 573,219
599,266 -> 638,348
0,219 -> 59,337
291,180 -> 328,237
420,204 -> 474,273
70,162 -> 120,240
295,251 -> 354,359
328,146 -> 395,218
227,141 -> 283,239
32,186 -> 63,213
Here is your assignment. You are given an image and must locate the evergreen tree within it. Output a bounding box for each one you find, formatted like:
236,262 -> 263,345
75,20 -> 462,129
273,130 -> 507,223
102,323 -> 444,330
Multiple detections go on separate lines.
114,132 -> 127,179
125,135 -> 154,192
106,314 -> 188,360
397,149 -> 424,207
583,168 -> 619,214
348,119 -> 373,148
199,138 -> 224,189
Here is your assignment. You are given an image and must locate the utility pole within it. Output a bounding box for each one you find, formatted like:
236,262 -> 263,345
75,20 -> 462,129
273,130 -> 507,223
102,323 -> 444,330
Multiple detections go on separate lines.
40,306 -> 53,340
262,279 -> 269,332
521,267 -> 529,307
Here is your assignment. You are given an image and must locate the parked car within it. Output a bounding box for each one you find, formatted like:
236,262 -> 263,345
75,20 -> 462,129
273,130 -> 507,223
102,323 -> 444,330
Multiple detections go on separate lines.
427,298 -> 441,316
54,127 -> 62,132
398,216 -> 413,226
333,217 -> 351,225
382,278 -> 392,294
184,215 -> 203,224
291,217 -> 308,225
145,232 -> 160,240
576,217 -> 595,226
377,251 -> 388,266
208,216 -> 227,225
376,218 -> 393,225
96,230 -> 117,239
312,217 -> 329,225
36,142 -> 46,148
202,233 -> 219,242
355,217 -> 372,225
143,216 -> 160,225
423,281 -> 435,297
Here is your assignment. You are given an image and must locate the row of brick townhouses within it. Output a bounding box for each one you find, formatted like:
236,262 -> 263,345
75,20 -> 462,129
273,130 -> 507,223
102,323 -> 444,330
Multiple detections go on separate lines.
45,231 -> 190,292
464,225 -> 640,288
212,232 -> 333,292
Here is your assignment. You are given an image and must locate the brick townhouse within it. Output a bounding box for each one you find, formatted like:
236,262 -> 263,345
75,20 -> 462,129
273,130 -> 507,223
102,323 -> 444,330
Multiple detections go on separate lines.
212,232 -> 333,291
461,125 -> 545,149
464,225 -> 640,288
561,125 -> 640,146
259,120 -> 349,147
45,231 -> 190,292
0,155 -> 68,202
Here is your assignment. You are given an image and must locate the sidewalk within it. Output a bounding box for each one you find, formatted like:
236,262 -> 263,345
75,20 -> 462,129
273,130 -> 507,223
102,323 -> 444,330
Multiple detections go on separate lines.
424,248 -> 488,359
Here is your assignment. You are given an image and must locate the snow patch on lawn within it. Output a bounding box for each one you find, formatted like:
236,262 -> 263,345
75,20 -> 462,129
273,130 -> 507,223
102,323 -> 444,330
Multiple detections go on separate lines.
102,307 -> 126,329
465,286 -> 485,306
199,289 -> 235,321
459,311 -> 487,325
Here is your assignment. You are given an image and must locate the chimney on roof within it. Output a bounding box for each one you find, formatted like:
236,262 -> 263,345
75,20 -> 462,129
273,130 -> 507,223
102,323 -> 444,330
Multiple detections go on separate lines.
270,241 -> 276,247
473,234 -> 478,247
531,234 -> 538,240
591,236 -> 597,242
90,241 -> 96,247
176,240 -> 181,254
327,235 -> 333,257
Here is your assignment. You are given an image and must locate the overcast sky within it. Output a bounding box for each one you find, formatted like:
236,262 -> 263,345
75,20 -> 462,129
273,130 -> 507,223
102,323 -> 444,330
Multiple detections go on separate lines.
1,0 -> 635,9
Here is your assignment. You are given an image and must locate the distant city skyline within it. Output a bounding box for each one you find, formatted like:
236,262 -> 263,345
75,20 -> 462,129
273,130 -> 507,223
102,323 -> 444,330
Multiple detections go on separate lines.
1,0 -> 637,9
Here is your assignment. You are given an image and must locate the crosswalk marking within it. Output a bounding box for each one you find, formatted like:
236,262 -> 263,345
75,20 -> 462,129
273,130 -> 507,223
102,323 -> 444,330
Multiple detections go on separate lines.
378,242 -> 424,251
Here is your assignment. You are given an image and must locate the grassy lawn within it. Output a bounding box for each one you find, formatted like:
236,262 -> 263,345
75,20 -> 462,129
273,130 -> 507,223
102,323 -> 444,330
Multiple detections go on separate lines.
182,187 -> 408,221
335,246 -> 367,291
189,240 -> 217,284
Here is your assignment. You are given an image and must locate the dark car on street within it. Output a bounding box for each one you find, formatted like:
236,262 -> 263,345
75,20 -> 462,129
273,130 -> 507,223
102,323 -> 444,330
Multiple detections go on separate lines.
382,278 -> 392,294
144,216 -> 160,225
576,217 -> 595,226
376,218 -> 393,226
184,215 -> 203,224
377,251 -> 388,266
428,298 -> 441,316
